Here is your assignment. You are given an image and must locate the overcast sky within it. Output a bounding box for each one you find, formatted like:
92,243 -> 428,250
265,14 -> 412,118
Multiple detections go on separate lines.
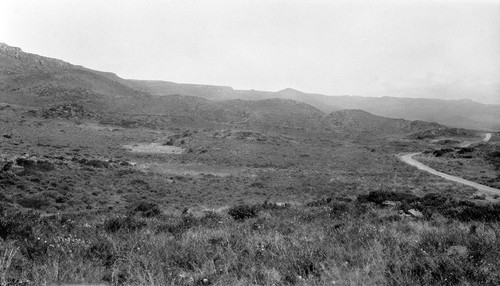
1,0 -> 499,104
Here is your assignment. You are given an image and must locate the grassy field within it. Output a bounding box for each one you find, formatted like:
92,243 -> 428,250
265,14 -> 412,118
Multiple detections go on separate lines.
1,193 -> 499,285
1,105 -> 499,285
416,139 -> 500,190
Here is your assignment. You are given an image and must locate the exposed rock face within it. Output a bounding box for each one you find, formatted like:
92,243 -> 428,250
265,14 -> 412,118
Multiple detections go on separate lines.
407,209 -> 424,218
0,43 -> 23,55
0,43 -> 72,74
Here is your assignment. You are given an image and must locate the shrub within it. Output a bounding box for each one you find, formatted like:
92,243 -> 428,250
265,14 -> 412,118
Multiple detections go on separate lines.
306,197 -> 332,207
15,158 -> 54,173
0,211 -> 38,240
200,210 -> 224,225
433,148 -> 453,157
85,239 -> 117,268
103,216 -> 146,233
358,190 -> 418,205
227,204 -> 259,221
131,202 -> 161,217
164,216 -> 200,238
16,196 -> 52,210
440,202 -> 500,222
329,201 -> 350,216
77,158 -> 109,168
386,227 -> 500,285
261,201 -> 288,211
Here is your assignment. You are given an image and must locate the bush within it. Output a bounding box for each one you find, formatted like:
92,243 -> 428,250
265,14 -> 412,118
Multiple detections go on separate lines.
131,202 -> 161,217
15,158 -> 54,172
433,148 -> 454,157
103,216 -> 146,233
386,228 -> 500,285
17,193 -> 52,210
440,202 -> 500,222
227,204 -> 259,221
85,239 -> 117,268
358,190 -> 418,205
0,210 -> 39,240
17,196 -> 52,210
77,158 -> 109,168
306,197 -> 332,207
163,216 -> 200,238
329,201 -> 350,216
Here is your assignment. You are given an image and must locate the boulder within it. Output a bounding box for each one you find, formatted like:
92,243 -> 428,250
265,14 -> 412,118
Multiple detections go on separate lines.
407,209 -> 423,218
382,200 -> 397,207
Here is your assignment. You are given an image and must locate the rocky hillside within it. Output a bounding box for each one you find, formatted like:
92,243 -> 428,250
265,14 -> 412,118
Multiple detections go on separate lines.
218,98 -> 327,130
326,109 -> 444,136
0,43 -> 72,74
0,44 -> 329,130
3,43 -> 492,134
0,43 -> 149,110
129,79 -> 500,131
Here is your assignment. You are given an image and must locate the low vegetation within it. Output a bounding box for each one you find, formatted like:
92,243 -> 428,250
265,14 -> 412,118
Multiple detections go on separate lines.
1,41 -> 500,286
0,192 -> 499,285
418,143 -> 500,189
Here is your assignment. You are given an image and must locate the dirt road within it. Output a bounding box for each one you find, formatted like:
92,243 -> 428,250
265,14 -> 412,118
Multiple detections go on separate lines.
460,132 -> 493,148
399,133 -> 500,198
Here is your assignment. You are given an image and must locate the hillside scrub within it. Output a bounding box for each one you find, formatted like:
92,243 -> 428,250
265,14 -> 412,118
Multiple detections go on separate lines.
0,193 -> 499,285
418,143 -> 500,189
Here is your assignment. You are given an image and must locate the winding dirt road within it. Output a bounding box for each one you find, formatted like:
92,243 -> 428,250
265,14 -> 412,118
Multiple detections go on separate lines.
399,133 -> 500,198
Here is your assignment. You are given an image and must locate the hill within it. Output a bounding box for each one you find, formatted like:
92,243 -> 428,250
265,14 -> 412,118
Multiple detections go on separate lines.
322,109 -> 451,143
326,109 -> 443,136
2,42 -> 494,134
2,43 -> 499,285
129,79 -> 500,131
0,43 -> 330,131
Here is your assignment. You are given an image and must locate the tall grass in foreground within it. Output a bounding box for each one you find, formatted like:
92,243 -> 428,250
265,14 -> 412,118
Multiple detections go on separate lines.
0,192 -> 499,285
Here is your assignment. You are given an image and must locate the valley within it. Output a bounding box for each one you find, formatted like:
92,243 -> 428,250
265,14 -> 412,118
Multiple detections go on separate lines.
0,43 -> 499,285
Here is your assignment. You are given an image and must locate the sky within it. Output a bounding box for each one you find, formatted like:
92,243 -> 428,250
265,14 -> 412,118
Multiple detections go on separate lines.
1,0 -> 499,104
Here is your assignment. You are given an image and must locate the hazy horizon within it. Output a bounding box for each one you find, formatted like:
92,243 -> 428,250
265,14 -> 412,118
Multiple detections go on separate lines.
1,0 -> 499,104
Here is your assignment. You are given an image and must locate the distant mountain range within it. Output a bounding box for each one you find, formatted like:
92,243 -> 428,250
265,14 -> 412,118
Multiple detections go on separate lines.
1,43 -> 499,132
129,81 -> 500,131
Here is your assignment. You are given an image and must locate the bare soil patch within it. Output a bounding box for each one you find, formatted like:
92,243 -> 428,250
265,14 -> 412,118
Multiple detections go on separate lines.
137,162 -> 240,177
123,143 -> 185,154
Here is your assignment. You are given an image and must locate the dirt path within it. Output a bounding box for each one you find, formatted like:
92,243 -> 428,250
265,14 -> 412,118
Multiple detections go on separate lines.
460,132 -> 493,148
399,133 -> 500,199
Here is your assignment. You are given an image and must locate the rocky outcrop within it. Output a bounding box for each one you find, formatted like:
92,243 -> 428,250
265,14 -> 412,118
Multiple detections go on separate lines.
0,43 -> 72,74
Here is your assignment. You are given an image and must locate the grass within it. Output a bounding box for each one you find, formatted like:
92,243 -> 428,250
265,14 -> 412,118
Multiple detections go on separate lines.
417,143 -> 500,189
0,242 -> 18,286
0,192 -> 499,285
1,108 -> 498,285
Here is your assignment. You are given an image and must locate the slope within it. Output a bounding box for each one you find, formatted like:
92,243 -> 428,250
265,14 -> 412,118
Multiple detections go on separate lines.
326,109 -> 444,137
128,79 -> 500,131
0,43 -> 329,131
